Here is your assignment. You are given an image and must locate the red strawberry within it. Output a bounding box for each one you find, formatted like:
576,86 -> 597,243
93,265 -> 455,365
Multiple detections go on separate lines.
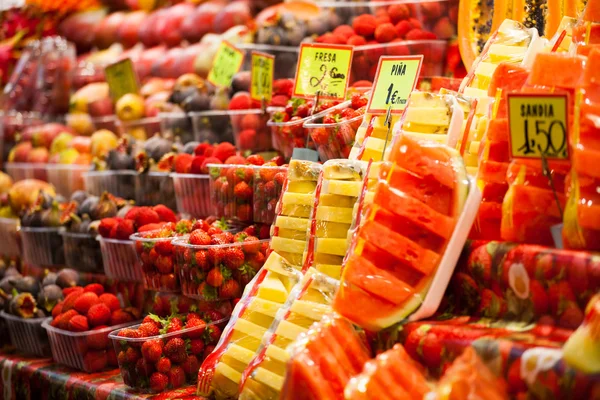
185,317 -> 207,339
153,204 -> 177,223
222,231 -> 234,243
223,246 -> 245,270
228,92 -> 252,110
98,218 -> 121,238
258,224 -> 270,239
225,155 -> 247,165
237,204 -> 252,221
189,339 -> 205,356
62,290 -> 83,312
246,154 -> 265,166
190,155 -> 206,174
212,142 -> 237,163
181,355 -> 199,377
405,28 -> 426,40
192,219 -> 210,232
115,219 -> 136,240
194,250 -> 210,271
125,207 -> 161,229
194,143 -> 213,156
374,22 -> 397,43
421,332 -> 443,368
242,236 -> 261,254
98,293 -> 120,312
138,223 -> 166,233
125,347 -> 141,364
84,283 -> 104,296
139,322 -> 160,337
174,154 -> 194,173
201,157 -> 222,174
118,328 -> 143,339
74,292 -> 99,314
238,129 -> 257,150
164,338 -> 187,363
86,325 -> 110,350
189,230 -> 211,246
155,255 -> 174,274
333,24 -> 355,40
167,317 -> 183,334
111,309 -> 134,326
136,357 -> 155,376
352,14 -> 377,37
206,324 -> 222,343
62,286 -> 83,297
52,302 -> 64,319
207,268 -> 224,287
169,365 -> 186,388
247,251 -> 266,271
156,357 -> 171,374
88,303 -> 111,327
150,372 -> 169,392
219,279 -> 241,299
142,339 -> 164,362
84,350 -> 108,372
68,315 -> 89,332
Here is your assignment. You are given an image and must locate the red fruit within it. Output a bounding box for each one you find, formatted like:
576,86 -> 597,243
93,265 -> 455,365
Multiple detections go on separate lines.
86,325 -> 110,350
74,292 -> 99,314
206,325 -> 222,343
212,142 -> 237,163
394,20 -> 413,38
189,339 -> 205,356
156,357 -> 171,374
375,23 -> 398,43
189,230 -> 211,246
54,309 -> 79,330
224,155 -> 247,165
269,95 -> 288,108
68,315 -> 89,332
125,207 -> 161,229
153,204 -> 177,223
234,182 -> 252,202
99,218 -> 121,238
142,339 -> 164,362
156,255 -> 174,274
408,17 -> 422,29
346,35 -> 368,47
559,303 -> 584,329
98,293 -> 121,312
548,282 -> 576,315
201,157 -> 222,174
238,129 -> 257,149
125,346 -> 141,364
84,350 -> 108,372
164,338 -> 187,363
84,283 -> 104,296
118,328 -> 143,339
195,250 -> 210,271
237,204 -> 252,221
242,236 -> 261,254
150,372 -> 169,392
405,28 -> 425,40
182,355 -> 199,377
169,365 -> 186,388
387,39 -> 411,56
139,322 -> 160,337
421,332 -> 443,368
62,291 -> 82,312
333,25 -> 355,40
62,286 -> 83,297
174,154 -> 193,173
52,302 -> 64,319
219,279 -> 241,298
258,224 -> 271,239
247,251 -> 266,271
316,33 -> 346,45
190,155 -> 206,174
224,247 -> 245,270
111,309 -> 134,326
184,317 -> 207,339
88,303 -> 111,327
138,223 -> 166,233
352,14 -> 377,37
115,219 -> 136,240
228,92 -> 252,110
529,280 -> 549,315
246,154 -> 265,166
136,357 -> 155,377
207,268 -> 224,287
388,4 -> 410,23
194,143 -> 213,156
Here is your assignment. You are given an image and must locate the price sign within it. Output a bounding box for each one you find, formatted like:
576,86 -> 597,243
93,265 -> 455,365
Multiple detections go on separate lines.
207,41 -> 245,88
367,55 -> 423,114
104,58 -> 140,102
507,94 -> 569,160
293,43 -> 353,100
250,51 -> 274,103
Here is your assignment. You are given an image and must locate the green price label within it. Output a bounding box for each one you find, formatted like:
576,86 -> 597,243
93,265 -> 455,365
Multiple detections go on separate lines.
367,56 -> 423,114
207,41 -> 245,88
507,94 -> 569,160
104,58 -> 140,102
293,43 -> 353,100
250,51 -> 274,103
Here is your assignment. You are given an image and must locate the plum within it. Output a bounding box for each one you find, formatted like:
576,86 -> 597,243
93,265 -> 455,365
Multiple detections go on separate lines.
55,269 -> 80,289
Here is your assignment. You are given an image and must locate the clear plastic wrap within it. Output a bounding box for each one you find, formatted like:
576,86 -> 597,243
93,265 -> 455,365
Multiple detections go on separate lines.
563,293 -> 600,374
279,314 -> 371,400
269,160 -> 322,268
348,112 -> 401,162
344,344 -> 430,399
172,173 -> 212,219
238,269 -> 339,399
46,164 -> 90,198
20,227 -> 65,267
253,166 -> 288,225
61,231 -> 103,273
197,252 -> 302,399
333,134 -> 480,330
130,231 -> 181,292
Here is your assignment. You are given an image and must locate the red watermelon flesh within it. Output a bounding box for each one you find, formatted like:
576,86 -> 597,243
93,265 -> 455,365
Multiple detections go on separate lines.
360,241 -> 424,288
528,53 -> 586,89
282,351 -> 336,400
484,118 -> 509,143
478,160 -> 509,184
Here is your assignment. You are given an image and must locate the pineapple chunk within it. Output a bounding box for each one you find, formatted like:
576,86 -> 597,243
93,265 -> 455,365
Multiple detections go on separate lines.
276,228 -> 307,240
314,220 -> 351,238
253,367 -> 285,391
223,344 -> 257,365
275,320 -> 308,340
316,263 -> 342,279
271,236 -> 307,255
316,237 -> 348,256
256,274 -> 288,303
246,297 -> 283,317
282,192 -> 314,206
404,107 -> 450,126
275,215 -> 310,231
290,300 -> 331,321
288,160 -> 320,181
324,180 -> 363,197
318,194 -> 356,208
280,203 -> 312,218
316,206 -> 354,224
215,362 -> 243,384
287,180 -> 316,193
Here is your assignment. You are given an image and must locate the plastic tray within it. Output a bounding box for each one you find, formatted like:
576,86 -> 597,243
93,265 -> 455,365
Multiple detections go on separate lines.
0,217 -> 20,257
229,109 -> 272,153
160,112 -> 195,144
98,236 -> 142,282
118,117 -> 162,140
190,111 -> 234,144
238,44 -> 299,80
43,320 -> 139,372
61,231 -> 103,273
171,173 -> 212,218
136,172 -> 176,209
173,237 -> 270,300
253,165 -> 288,224
1,312 -> 51,357
46,164 -> 90,198
207,164 -> 255,222
5,162 -> 48,182
130,232 -> 180,292
84,170 -> 137,200
20,227 -> 65,267
109,317 -> 229,393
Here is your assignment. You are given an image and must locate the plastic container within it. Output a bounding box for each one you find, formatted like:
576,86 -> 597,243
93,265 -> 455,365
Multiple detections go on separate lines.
61,231 -> 103,273
160,112 -> 195,144
267,115 -> 314,160
172,173 -> 212,218
208,164 -> 255,222
238,44 -> 299,79
136,172 -> 176,209
173,237 -> 270,300
0,217 -> 20,257
229,109 -> 272,153
253,165 -> 287,224
43,320 -> 137,372
118,117 -> 162,141
1,312 -> 51,357
130,231 -> 180,292
46,164 -> 90,198
98,236 -> 142,282
20,227 -> 65,267
84,170 -> 137,200
5,162 -> 48,182
109,316 -> 229,393
190,111 -> 235,144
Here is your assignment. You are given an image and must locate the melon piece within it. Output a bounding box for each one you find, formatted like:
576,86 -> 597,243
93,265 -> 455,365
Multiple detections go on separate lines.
487,62 -> 530,98
528,53 -> 586,89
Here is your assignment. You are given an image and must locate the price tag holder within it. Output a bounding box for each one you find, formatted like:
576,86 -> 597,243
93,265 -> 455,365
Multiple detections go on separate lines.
250,51 -> 274,104
207,41 -> 245,88
293,43 -> 353,100
104,58 -> 140,102
366,55 -> 423,114
507,94 -> 569,160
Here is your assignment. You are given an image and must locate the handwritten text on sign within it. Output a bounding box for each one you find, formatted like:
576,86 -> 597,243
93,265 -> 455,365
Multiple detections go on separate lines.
507,94 -> 569,160
250,51 -> 274,103
293,43 -> 353,100
104,58 -> 140,102
367,56 -> 423,114
207,41 -> 245,88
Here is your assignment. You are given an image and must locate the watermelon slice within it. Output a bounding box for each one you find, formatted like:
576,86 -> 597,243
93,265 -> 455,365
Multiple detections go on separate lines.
281,351 -> 337,400
478,160 -> 509,184
528,53 -> 586,89
484,118 -> 509,143
481,182 -> 509,203
488,62 -> 531,98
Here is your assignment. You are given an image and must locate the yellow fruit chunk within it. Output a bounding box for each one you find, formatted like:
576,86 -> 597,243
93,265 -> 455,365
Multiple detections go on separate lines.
316,206 -> 354,224
246,297 -> 283,317
318,194 -> 356,208
282,192 -> 314,206
280,203 -> 312,218
290,300 -> 331,321
315,220 -> 351,238
253,367 -> 285,391
287,180 -> 316,193
404,107 -> 450,126
316,237 -> 348,256
256,275 -> 288,303
324,180 -> 363,197
275,215 -> 310,231
223,344 -> 257,365
275,320 -> 308,340
271,236 -> 307,255
316,263 -> 342,279
215,362 -> 243,385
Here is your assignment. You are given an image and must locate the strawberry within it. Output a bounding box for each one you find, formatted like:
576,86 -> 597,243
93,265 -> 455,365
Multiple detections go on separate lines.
149,372 -> 169,392
421,332 -> 443,368
201,157 -> 222,174
52,309 -> 78,329
98,293 -> 120,312
189,155 -> 205,174
125,207 -> 161,229
204,310 -> 225,323
207,267 -> 225,287
74,292 -> 99,314
194,143 -> 213,156
88,303 -> 111,327
142,339 -> 164,362
181,355 -> 199,377
205,324 -> 222,344
405,28 -> 425,41
352,14 -> 377,37
156,357 -> 171,374
225,155 -> 247,165
164,338 -> 187,363
139,322 -> 160,337
174,154 -> 194,174
311,127 -> 330,145
238,129 -> 257,150
388,3 -> 410,23
210,234 -> 228,246
375,22 -> 397,43
247,252 -> 266,271
242,236 -> 261,254
228,92 -> 252,110
138,223 -> 166,233
115,219 -> 136,240
155,255 -> 174,274
219,279 -> 241,299
199,282 -> 218,301
189,339 -> 205,356
194,250 -> 210,271
98,218 -> 121,238
84,283 -> 104,296
169,365 -> 186,388
118,328 -> 142,339
52,302 -> 63,319
223,246 -> 245,270
246,154 -> 264,166
167,317 -> 183,334
84,350 -> 108,372
273,172 -> 286,187
62,286 -> 83,297
192,219 -> 210,232
136,357 -> 155,376
333,24 -> 355,40
68,315 -> 89,332
189,230 -> 211,246
258,224 -> 271,239
86,325 -> 110,350
111,309 -> 134,326
222,231 -> 234,243
237,204 -> 252,221
185,317 -> 207,339
153,204 -> 177,223
212,142 -> 237,163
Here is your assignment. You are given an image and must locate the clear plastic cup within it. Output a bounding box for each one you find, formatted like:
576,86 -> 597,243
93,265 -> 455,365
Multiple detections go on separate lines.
61,231 -> 103,273
84,170 -> 137,200
0,217 -> 20,257
253,166 -> 287,224
20,227 -> 65,267
171,173 -> 212,218
207,164 -> 255,222
46,164 -> 90,198
190,111 -> 234,144
2,312 -> 51,357
130,231 -> 180,292
98,236 -> 143,282
5,162 -> 48,182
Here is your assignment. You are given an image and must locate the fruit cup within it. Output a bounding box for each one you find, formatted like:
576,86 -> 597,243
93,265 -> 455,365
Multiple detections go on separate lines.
1,312 -> 51,357
190,111 -> 235,144
267,114 -> 315,160
208,164 -> 255,222
304,109 -> 363,162
20,227 -> 65,267
229,109 -> 272,153
130,231 -> 180,292
46,164 -> 90,198
160,112 -> 194,144
253,165 -> 287,224
61,231 -> 104,273
0,217 -> 20,258
118,117 -> 162,141
136,172 -> 176,210
108,315 -> 229,393
239,44 -> 300,80
173,237 -> 269,301
43,319 -> 138,372
171,173 -> 212,218
84,170 -> 137,200
98,236 -> 143,282
5,162 -> 48,182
